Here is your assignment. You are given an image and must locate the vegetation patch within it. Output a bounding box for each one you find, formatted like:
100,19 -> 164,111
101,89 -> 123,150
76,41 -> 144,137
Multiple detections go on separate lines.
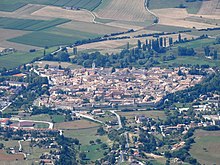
0,3 -> 26,12
190,130 -> 220,165
0,17 -> 70,31
149,0 -> 203,14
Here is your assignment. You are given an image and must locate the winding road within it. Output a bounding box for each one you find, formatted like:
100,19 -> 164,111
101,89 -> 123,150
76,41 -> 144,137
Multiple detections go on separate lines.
110,110 -> 122,130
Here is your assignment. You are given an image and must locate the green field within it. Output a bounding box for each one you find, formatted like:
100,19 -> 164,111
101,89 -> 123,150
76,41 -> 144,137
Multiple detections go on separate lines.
0,47 -> 56,69
173,38 -> 215,49
148,0 -> 202,14
146,24 -> 191,33
0,0 -> 102,11
0,3 -> 26,12
190,130 -> 220,165
64,127 -> 109,145
52,115 -> 65,123
118,110 -> 166,121
80,143 -> 108,161
0,17 -> 70,31
160,56 -> 220,67
24,114 -> 52,122
9,28 -> 101,47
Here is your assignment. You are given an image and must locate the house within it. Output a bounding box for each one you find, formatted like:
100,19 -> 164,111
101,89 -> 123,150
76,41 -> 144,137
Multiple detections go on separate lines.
135,115 -> 149,123
91,109 -> 104,115
0,118 -> 10,126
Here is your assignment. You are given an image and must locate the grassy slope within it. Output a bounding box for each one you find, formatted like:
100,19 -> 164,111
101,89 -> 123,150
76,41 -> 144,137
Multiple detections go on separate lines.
0,47 -> 56,69
190,130 -> 220,164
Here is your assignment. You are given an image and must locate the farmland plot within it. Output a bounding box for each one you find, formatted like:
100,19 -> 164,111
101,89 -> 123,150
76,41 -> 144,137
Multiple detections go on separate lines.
96,0 -> 154,22
0,17 -> 70,31
0,0 -> 102,11
32,6 -> 94,22
152,8 -> 218,29
198,0 -> 220,15
59,21 -> 126,34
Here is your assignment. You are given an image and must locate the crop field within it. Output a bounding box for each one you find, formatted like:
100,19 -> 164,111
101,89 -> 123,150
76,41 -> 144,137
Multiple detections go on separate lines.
186,16 -> 220,26
0,150 -> 24,161
118,110 -> 166,121
9,27 -> 100,47
0,17 -> 70,31
0,3 -> 26,12
8,32 -> 75,47
0,0 -> 102,11
0,47 -> 56,69
59,21 -> 127,34
152,8 -> 217,29
149,0 -> 203,14
32,6 -> 94,22
96,0 -> 154,22
198,0 -> 220,15
55,119 -> 100,130
24,114 -> 51,122
190,130 -> 220,165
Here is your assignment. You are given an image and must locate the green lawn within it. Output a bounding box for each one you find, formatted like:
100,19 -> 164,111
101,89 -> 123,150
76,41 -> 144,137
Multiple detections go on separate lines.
0,47 -> 56,69
190,130 -> 220,165
80,143 -> 108,161
34,123 -> 49,129
52,115 -> 65,123
148,0 -> 202,14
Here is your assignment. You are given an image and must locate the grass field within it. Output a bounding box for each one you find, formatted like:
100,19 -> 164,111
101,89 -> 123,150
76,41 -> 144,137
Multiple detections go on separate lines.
190,130 -> 220,165
0,47 -> 56,69
118,110 -> 166,121
51,115 -> 65,123
80,143 -> 108,161
96,0 -> 154,22
55,119 -> 100,130
24,114 -> 51,122
149,0 -> 202,14
64,127 -> 109,145
0,3 -> 26,12
160,55 -> 220,67
0,17 -> 70,31
9,28 -> 100,47
0,0 -> 102,11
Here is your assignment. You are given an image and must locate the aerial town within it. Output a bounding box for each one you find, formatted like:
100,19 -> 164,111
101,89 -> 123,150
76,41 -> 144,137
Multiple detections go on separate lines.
33,66 -> 203,110
1,0 -> 220,164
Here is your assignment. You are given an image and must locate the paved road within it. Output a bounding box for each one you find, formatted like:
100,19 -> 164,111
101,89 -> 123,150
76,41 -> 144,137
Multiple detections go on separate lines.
0,102 -> 12,112
144,0 -> 159,23
75,112 -> 106,125
110,110 -> 122,130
